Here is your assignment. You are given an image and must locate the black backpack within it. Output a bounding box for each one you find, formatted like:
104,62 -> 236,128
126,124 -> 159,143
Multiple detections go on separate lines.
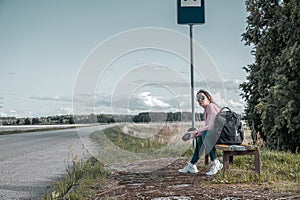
214,107 -> 244,145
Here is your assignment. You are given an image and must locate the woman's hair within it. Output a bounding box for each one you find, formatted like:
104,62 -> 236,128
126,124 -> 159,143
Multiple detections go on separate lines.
197,89 -> 213,103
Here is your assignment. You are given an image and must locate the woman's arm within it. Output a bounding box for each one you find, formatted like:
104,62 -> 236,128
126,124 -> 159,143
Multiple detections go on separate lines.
195,103 -> 220,136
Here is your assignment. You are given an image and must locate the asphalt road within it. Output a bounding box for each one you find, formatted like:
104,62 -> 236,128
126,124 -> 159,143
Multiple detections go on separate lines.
0,125 -> 114,200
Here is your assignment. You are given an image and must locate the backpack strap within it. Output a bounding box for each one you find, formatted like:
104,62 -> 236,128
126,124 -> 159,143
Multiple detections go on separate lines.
220,107 -> 232,112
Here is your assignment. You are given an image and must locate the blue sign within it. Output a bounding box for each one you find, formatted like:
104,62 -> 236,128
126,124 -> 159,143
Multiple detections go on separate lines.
177,0 -> 205,24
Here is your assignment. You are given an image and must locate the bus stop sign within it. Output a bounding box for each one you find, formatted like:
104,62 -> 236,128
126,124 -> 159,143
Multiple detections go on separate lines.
177,0 -> 205,24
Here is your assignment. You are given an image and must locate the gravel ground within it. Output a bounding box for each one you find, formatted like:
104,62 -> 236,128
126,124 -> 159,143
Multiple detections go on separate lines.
95,158 -> 298,200
94,123 -> 298,199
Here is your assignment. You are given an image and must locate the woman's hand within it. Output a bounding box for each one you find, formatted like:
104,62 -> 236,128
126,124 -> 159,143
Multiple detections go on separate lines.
195,130 -> 202,137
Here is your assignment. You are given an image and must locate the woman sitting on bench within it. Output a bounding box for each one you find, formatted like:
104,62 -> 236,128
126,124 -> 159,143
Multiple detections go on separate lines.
178,89 -> 223,175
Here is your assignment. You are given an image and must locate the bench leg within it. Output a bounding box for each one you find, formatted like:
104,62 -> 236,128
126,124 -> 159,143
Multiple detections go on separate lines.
254,150 -> 261,175
223,151 -> 230,175
229,155 -> 234,164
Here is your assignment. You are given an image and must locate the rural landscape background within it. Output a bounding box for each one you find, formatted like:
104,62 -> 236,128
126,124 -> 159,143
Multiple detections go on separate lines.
1,0 -> 300,199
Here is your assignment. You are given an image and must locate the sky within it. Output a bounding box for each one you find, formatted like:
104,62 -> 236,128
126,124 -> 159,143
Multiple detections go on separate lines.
0,0 -> 254,118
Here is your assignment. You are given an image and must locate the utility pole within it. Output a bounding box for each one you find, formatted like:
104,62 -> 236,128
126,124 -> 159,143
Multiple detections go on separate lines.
177,0 -> 205,128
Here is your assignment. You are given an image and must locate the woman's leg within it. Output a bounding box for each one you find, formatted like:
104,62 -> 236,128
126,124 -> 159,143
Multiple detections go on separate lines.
208,146 -> 217,161
190,130 -> 218,164
190,136 -> 204,164
203,130 -> 223,175
202,130 -> 218,161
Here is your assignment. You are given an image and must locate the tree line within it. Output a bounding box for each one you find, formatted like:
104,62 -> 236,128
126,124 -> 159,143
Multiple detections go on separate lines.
0,112 -> 204,126
240,0 -> 300,153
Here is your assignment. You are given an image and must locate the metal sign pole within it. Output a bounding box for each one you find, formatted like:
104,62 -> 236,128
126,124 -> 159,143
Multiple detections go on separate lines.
177,0 -> 205,129
189,24 -> 195,129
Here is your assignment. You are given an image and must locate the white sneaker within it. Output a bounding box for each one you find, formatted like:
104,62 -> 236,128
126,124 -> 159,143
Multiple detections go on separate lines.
206,160 -> 223,176
178,163 -> 198,173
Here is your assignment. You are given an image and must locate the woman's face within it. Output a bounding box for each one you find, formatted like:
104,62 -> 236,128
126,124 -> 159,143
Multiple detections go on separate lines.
197,92 -> 210,108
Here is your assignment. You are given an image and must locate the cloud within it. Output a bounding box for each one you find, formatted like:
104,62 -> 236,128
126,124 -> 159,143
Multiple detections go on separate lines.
94,94 -> 113,108
58,78 -> 246,115
138,92 -> 170,108
227,99 -> 246,113
0,107 -> 73,118
228,99 -> 245,108
128,78 -> 243,94
92,89 -> 179,114
223,79 -> 244,92
52,107 -> 73,116
30,95 -> 72,102
111,92 -> 173,113
195,78 -> 243,92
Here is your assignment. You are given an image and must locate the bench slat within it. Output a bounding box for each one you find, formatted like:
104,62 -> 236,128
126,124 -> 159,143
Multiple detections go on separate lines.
216,144 -> 258,151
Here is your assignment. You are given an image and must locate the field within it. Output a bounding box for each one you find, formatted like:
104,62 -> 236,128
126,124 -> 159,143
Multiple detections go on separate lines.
44,122 -> 300,199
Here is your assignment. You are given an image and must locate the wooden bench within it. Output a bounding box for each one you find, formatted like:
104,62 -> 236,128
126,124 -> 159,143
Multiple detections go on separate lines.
205,144 -> 260,175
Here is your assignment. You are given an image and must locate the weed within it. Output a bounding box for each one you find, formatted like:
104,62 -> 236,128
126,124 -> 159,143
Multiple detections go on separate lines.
43,154 -> 110,200
213,148 -> 300,194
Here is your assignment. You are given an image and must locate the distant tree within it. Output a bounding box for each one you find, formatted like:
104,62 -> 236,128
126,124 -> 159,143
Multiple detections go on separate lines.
97,114 -> 115,124
69,116 -> 75,124
59,116 -> 64,124
24,118 -> 31,125
166,112 -> 174,122
240,0 -> 300,152
32,118 -> 40,125
133,112 -> 151,123
0,97 -> 3,111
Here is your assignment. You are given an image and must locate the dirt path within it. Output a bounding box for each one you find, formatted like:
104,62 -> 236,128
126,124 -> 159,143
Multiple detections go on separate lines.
95,158 -> 293,200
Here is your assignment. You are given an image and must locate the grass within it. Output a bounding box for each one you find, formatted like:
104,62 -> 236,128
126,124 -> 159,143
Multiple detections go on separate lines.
44,124 -> 300,198
91,125 -> 166,153
0,126 -> 78,135
211,148 -> 300,194
89,124 -> 190,164
43,157 -> 110,200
